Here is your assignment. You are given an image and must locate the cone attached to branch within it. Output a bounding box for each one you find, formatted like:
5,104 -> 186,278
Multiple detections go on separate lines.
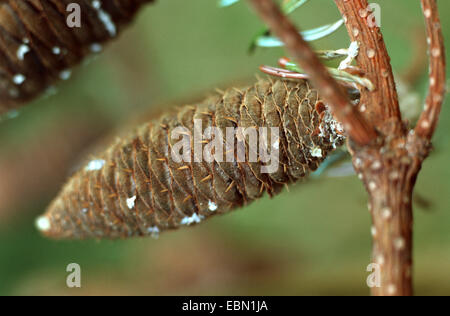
37,78 -> 348,240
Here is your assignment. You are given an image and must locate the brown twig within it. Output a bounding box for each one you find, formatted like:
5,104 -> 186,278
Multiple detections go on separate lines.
334,0 -> 402,134
259,64 -> 360,90
248,0 -> 377,146
334,0 -> 416,297
361,1 -> 444,296
332,0 -> 445,296
415,0 -> 446,139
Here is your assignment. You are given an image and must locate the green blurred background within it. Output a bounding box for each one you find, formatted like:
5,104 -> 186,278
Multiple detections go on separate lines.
0,0 -> 449,295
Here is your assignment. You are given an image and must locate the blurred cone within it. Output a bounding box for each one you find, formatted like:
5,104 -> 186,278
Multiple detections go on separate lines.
0,0 -> 154,114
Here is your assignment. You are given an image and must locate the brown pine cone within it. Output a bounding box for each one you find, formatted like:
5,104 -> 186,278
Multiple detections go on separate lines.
36,79 -> 346,240
0,0 -> 154,114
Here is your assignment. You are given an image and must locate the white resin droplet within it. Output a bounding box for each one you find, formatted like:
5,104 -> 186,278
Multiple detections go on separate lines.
17,44 -> 30,60
35,216 -> 51,232
126,196 -> 137,209
208,200 -> 218,211
13,74 -> 26,85
147,226 -> 160,239
310,147 -> 323,158
59,70 -> 72,80
92,1 -> 117,37
180,213 -> 204,225
85,159 -> 106,171
52,46 -> 61,55
90,43 -> 103,53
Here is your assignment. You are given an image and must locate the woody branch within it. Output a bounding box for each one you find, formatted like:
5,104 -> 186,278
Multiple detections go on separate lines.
335,0 -> 445,296
249,0 -> 446,296
415,0 -> 446,140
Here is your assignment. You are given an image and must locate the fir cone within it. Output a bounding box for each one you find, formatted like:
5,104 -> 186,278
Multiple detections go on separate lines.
0,0 -> 154,114
36,79 -> 347,240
